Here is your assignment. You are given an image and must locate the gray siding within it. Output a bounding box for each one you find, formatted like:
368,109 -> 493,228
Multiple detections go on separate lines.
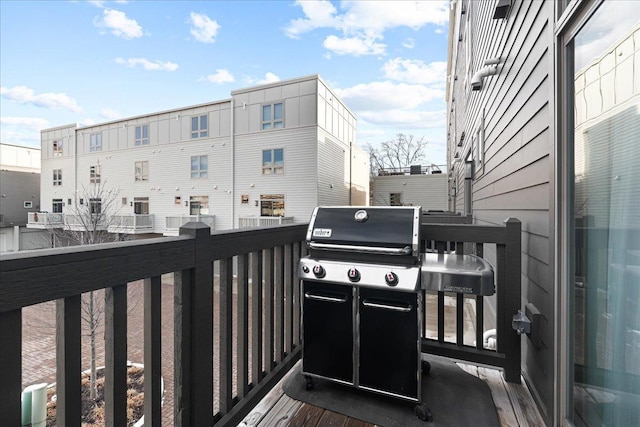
372,174 -> 448,209
0,170 -> 40,226
448,0 -> 554,421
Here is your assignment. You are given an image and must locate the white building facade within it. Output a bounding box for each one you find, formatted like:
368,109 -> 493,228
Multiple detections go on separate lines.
34,75 -> 369,236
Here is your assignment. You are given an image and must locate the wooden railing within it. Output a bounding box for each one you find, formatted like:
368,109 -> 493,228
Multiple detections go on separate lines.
0,217 -> 523,426
0,222 -> 307,426
420,217 -> 522,383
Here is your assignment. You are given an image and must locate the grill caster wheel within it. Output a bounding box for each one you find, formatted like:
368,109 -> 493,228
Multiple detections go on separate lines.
304,375 -> 314,390
414,404 -> 433,422
422,360 -> 431,376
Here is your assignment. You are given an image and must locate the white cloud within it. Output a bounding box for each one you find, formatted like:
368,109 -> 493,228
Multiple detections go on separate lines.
81,118 -> 96,126
335,81 -> 443,110
382,58 -> 447,85
100,108 -> 122,120
402,38 -> 415,49
285,0 -> 449,56
256,72 -> 281,85
188,12 -> 220,44
205,69 -> 235,84
0,117 -> 50,147
1,86 -> 83,113
358,109 -> 445,129
323,35 -> 385,56
115,57 -> 179,71
94,9 -> 143,39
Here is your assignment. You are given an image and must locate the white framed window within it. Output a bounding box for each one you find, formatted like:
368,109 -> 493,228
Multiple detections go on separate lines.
262,148 -> 284,174
261,102 -> 283,130
90,132 -> 102,152
53,169 -> 62,186
23,201 -> 33,209
53,140 -> 63,156
191,115 -> 208,139
189,195 -> 209,215
133,197 -> 149,214
135,125 -> 149,146
52,199 -> 63,213
260,194 -> 285,216
135,161 -> 149,181
190,155 -> 208,178
390,193 -> 403,206
90,165 -> 101,184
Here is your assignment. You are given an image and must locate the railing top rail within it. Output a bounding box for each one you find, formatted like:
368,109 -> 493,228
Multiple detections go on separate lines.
421,218 -> 520,245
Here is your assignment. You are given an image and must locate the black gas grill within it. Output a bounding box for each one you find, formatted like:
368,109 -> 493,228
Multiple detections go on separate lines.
300,206 -> 431,420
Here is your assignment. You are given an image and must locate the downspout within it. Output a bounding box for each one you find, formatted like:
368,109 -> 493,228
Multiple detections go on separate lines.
230,98 -> 235,228
349,141 -> 352,205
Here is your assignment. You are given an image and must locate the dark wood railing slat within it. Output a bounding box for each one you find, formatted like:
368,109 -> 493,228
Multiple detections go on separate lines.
105,284 -> 128,427
219,257 -> 234,414
476,296 -> 484,350
437,291 -> 445,342
274,246 -> 284,364
263,248 -> 274,373
54,296 -> 82,427
284,244 -> 293,355
456,294 -> 464,346
292,242 -> 301,348
251,251 -> 264,384
0,309 -> 23,426
237,254 -> 250,399
144,276 -> 162,427
174,268 -> 192,427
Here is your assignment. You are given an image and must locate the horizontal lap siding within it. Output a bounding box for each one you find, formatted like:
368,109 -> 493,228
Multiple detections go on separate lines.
450,1 -> 554,422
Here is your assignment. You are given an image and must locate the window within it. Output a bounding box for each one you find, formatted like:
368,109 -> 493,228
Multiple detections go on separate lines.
260,194 -> 285,217
89,198 -> 101,215
191,115 -> 208,138
261,102 -> 283,130
174,196 -> 181,205
90,165 -> 101,184
122,197 -> 127,206
135,125 -> 149,146
90,132 -> 102,152
23,201 -> 33,209
135,161 -> 149,181
52,199 -> 63,213
191,155 -> 208,178
262,148 -> 284,174
390,193 -> 403,206
133,197 -> 149,214
53,140 -> 63,156
189,196 -> 209,215
53,169 -> 62,186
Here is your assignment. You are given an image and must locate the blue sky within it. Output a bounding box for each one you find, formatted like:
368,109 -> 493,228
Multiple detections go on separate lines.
1,0 -> 450,164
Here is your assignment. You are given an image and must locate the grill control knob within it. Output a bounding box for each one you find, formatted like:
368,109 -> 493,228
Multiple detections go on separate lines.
385,272 -> 399,286
312,264 -> 325,278
347,268 -> 361,282
302,264 -> 310,274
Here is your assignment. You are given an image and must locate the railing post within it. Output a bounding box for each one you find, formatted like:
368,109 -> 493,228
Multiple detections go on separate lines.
177,222 -> 213,425
0,309 -> 22,426
56,296 -> 82,427
502,217 -> 522,383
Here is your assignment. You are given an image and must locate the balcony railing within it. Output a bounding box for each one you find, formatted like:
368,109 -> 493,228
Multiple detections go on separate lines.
108,214 -> 155,234
64,214 -> 108,231
26,212 -> 65,229
164,215 -> 215,236
0,216 -> 522,426
238,216 -> 294,229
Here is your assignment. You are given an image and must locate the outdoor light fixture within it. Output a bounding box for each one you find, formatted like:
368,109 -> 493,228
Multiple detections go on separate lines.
493,0 -> 512,19
471,58 -> 503,91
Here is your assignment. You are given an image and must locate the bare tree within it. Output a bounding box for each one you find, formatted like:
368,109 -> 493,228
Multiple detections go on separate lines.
48,180 -> 128,399
365,133 -> 429,177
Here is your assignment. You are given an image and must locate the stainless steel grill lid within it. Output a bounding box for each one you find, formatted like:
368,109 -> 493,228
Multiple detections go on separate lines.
306,206 -> 421,258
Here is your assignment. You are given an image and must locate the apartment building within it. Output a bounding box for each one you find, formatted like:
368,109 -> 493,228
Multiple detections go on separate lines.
31,75 -> 369,236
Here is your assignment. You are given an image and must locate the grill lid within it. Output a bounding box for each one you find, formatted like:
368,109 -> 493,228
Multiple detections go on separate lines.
306,206 -> 421,258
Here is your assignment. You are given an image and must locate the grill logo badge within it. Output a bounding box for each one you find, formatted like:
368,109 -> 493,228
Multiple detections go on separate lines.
313,228 -> 332,237
354,210 -> 368,223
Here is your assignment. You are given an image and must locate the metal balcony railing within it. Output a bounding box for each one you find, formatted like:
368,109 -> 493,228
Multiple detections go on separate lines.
26,212 -> 65,229
108,214 -> 155,234
238,216 -> 294,229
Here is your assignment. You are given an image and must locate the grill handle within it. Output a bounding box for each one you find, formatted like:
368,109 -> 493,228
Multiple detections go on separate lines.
362,299 -> 412,312
309,242 -> 412,256
304,292 -> 348,303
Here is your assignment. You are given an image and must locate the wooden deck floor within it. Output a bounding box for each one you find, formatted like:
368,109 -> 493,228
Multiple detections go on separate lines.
238,361 -> 545,427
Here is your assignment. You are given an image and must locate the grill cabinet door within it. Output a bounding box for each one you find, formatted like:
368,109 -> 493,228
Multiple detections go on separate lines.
302,281 -> 354,384
358,288 -> 420,400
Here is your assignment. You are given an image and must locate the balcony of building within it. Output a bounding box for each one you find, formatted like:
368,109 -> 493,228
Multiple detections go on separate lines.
26,212 -> 65,229
377,164 -> 446,176
1,217 -> 546,427
164,214 -> 215,236
238,216 -> 295,229
108,214 -> 155,234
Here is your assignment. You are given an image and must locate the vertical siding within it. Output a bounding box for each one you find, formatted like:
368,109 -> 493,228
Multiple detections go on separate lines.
447,0 -> 554,422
